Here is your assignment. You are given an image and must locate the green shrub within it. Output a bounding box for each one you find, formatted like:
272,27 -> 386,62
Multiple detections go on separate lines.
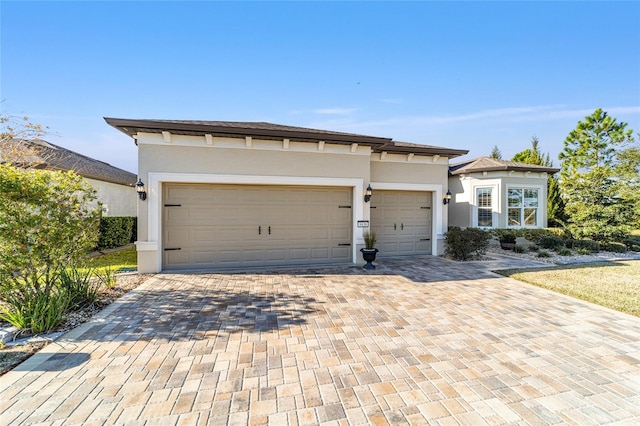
575,248 -> 592,255
445,227 -> 490,261
623,237 -> 640,252
600,242 -> 627,253
493,229 -> 516,240
528,245 -> 540,252
0,166 -> 99,293
97,217 -> 136,250
131,217 -> 138,243
59,266 -> 100,310
538,236 -> 565,250
567,239 -> 601,253
555,247 -> 572,256
513,245 -> 526,253
537,250 -> 552,258
521,228 -> 572,244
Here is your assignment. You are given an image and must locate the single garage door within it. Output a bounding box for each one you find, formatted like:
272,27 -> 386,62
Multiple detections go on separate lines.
163,184 -> 352,269
370,190 -> 432,256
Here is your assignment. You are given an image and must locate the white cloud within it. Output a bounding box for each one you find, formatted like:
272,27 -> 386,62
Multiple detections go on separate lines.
313,108 -> 358,115
379,98 -> 404,104
310,105 -> 640,132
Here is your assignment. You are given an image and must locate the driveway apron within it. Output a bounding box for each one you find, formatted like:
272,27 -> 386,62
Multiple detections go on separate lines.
1,257 -> 639,425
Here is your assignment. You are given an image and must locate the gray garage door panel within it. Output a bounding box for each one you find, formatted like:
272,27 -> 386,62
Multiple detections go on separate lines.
370,190 -> 432,256
163,184 -> 352,269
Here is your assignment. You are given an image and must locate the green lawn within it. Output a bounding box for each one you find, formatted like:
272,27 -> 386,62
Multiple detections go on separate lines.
85,246 -> 137,274
497,260 -> 640,316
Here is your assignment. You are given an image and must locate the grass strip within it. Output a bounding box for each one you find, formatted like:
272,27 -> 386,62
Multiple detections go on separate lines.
496,260 -> 640,316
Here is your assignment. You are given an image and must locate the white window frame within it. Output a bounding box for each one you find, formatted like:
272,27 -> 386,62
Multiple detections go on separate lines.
472,184 -> 498,228
506,184 -> 544,228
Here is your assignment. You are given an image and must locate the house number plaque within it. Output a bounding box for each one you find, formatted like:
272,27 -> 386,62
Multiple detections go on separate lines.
357,220 -> 370,228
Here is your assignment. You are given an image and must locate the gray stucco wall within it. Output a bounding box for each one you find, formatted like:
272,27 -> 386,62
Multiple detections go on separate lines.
86,178 -> 136,217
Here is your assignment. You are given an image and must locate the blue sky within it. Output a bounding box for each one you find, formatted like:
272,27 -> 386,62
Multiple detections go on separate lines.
2,1 -> 639,173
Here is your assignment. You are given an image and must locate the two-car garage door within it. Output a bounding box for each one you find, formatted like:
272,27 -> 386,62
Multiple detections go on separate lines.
162,184 -> 352,270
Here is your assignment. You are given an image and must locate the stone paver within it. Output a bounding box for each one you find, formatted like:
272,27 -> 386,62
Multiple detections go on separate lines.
1,256 -> 639,425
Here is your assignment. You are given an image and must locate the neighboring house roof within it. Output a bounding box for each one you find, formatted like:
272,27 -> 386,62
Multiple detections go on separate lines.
449,157 -> 560,175
1,138 -> 137,186
105,117 -> 469,159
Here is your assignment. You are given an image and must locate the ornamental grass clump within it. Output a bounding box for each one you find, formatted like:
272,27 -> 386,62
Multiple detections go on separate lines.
363,230 -> 377,250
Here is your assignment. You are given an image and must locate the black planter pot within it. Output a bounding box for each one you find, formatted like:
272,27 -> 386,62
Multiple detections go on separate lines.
360,248 -> 378,269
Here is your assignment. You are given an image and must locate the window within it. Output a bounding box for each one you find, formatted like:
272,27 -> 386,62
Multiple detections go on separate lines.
508,188 -> 539,227
476,188 -> 493,227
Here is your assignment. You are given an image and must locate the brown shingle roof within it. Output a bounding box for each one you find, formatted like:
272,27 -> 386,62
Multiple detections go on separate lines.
449,157 -> 560,175
1,139 -> 137,186
105,118 -> 469,158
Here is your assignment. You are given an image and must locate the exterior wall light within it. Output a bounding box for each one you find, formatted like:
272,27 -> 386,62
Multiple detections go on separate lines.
443,189 -> 452,205
136,179 -> 147,201
364,184 -> 373,203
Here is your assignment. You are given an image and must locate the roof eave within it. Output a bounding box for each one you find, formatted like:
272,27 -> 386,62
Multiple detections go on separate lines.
374,146 -> 468,158
104,117 -> 392,146
451,166 -> 560,175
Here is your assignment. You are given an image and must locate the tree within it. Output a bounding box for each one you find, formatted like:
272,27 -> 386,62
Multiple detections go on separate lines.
512,136 -> 552,166
0,165 -> 100,332
512,137 -> 566,227
489,145 -> 502,159
559,108 -> 636,241
0,113 -> 48,164
615,138 -> 640,228
0,116 -> 100,332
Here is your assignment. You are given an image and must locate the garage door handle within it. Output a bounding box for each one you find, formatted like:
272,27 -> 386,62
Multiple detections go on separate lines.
401,223 -> 404,230
268,226 -> 271,235
164,204 -> 182,207
420,238 -> 431,241
164,248 -> 181,251
338,243 -> 351,246
394,223 -> 397,230
258,226 -> 261,235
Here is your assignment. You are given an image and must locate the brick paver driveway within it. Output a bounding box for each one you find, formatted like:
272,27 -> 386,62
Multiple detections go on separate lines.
2,257 -> 639,425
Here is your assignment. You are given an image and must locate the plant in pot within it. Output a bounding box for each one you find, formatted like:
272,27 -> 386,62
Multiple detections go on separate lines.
499,232 -> 517,250
360,230 -> 378,269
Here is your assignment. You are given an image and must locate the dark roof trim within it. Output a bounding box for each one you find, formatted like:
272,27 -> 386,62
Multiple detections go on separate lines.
375,141 -> 468,158
105,117 -> 469,159
104,117 -> 392,146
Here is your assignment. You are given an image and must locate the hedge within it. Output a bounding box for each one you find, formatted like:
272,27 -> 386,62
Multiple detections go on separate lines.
445,227 -> 490,261
97,216 -> 136,250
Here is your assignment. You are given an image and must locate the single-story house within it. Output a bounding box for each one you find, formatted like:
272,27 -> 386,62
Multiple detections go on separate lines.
106,118 -> 470,273
448,157 -> 560,229
0,138 -> 137,217
105,118 -> 561,272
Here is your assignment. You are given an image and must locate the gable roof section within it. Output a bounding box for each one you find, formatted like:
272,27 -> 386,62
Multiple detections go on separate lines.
450,157 -> 560,175
1,138 -> 137,186
105,117 -> 469,159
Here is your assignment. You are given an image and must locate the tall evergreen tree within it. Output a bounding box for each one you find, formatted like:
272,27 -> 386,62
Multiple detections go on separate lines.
559,108 -> 636,241
489,145 -> 502,159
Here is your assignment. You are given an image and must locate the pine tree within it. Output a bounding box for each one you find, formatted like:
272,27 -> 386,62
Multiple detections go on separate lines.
559,109 -> 636,241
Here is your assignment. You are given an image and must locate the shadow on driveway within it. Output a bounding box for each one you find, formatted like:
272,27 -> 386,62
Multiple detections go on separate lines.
74,282 -> 323,343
